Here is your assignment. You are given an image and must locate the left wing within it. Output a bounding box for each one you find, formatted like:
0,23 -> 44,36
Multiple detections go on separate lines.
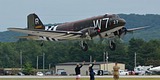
8,28 -> 83,40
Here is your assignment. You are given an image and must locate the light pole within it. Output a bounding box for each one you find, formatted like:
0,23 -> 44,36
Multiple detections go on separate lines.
20,51 -> 22,71
135,52 -> 137,68
106,52 -> 108,71
104,51 -> 109,71
37,55 -> 43,71
49,63 -> 51,70
103,52 -> 106,70
43,53 -> 45,74
36,56 -> 39,70
90,55 -> 92,62
40,41 -> 45,73
103,52 -> 105,62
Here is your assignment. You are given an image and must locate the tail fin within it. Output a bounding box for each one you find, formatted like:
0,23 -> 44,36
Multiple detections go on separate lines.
27,13 -> 45,30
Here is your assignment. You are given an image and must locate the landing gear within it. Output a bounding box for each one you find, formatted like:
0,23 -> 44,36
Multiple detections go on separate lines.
79,40 -> 116,51
80,41 -> 88,51
40,41 -> 44,46
109,40 -> 116,51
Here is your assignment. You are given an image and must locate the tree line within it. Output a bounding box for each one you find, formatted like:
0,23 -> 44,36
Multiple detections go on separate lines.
0,38 -> 160,71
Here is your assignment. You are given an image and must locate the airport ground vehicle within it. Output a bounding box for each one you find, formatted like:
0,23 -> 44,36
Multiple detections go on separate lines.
96,70 -> 111,75
134,65 -> 153,75
36,72 -> 44,76
119,70 -> 129,75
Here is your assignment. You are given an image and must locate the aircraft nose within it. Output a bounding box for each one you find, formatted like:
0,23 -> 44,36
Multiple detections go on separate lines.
119,18 -> 126,26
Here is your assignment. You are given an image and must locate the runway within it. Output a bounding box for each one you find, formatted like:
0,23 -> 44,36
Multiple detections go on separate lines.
0,75 -> 160,78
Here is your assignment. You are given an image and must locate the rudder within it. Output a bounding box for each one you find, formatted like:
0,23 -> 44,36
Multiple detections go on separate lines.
27,13 -> 45,30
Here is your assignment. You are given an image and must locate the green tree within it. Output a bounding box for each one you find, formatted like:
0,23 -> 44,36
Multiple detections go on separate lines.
23,62 -> 34,75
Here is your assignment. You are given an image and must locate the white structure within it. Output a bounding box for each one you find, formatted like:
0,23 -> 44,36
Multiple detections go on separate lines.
134,65 -> 153,75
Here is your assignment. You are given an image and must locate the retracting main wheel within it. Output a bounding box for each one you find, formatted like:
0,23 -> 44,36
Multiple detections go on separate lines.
109,41 -> 116,51
81,41 -> 88,51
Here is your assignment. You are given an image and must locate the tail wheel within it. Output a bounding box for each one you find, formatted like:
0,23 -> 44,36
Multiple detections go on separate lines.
109,41 -> 116,51
81,41 -> 88,51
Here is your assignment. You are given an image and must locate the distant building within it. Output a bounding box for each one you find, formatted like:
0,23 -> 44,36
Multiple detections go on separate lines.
55,62 -> 125,75
0,68 -> 22,75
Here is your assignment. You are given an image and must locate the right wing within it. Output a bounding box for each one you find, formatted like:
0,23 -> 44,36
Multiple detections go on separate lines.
127,26 -> 150,32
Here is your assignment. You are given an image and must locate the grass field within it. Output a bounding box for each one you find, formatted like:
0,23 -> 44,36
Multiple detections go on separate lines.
0,78 -> 160,80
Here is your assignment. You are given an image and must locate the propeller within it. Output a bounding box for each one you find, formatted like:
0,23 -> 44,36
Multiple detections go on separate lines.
117,27 -> 127,42
119,27 -> 127,38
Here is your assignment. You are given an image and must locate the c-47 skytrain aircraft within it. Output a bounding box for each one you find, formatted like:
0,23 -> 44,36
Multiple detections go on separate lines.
8,13 -> 147,51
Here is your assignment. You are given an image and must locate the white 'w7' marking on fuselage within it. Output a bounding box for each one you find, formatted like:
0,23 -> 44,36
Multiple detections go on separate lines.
93,18 -> 109,29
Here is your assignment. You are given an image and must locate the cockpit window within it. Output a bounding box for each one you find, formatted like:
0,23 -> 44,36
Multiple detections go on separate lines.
112,14 -> 120,18
104,14 -> 108,17
104,14 -> 120,18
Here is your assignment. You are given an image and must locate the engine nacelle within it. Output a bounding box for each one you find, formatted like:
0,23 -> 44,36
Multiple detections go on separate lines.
80,27 -> 99,38
114,27 -> 127,38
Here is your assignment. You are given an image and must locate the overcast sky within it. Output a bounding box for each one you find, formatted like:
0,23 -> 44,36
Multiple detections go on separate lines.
0,0 -> 160,31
